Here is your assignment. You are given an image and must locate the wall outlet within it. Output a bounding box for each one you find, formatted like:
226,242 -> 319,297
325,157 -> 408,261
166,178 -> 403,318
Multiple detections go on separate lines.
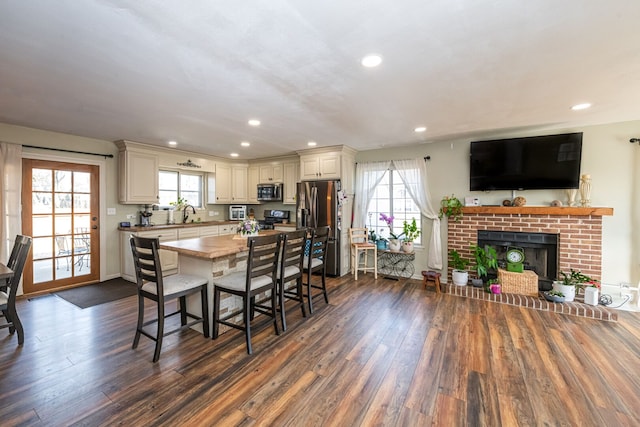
107,208 -> 116,215
209,211 -> 219,217
126,214 -> 136,219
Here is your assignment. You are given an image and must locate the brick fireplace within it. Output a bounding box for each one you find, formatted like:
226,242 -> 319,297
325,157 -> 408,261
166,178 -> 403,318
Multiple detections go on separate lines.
446,206 -> 613,285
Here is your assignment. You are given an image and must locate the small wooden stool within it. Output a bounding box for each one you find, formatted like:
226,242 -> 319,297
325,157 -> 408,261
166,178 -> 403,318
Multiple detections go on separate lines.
422,270 -> 441,294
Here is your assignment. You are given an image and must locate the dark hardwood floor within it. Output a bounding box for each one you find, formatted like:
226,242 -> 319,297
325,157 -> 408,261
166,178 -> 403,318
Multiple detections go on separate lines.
1,274 -> 639,426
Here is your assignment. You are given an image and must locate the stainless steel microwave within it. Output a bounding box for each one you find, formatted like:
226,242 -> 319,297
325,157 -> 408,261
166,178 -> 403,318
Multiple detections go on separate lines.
257,183 -> 283,202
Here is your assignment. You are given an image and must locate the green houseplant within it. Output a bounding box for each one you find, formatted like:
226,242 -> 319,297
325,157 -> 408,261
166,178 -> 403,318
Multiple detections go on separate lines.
553,269 -> 599,302
438,194 -> 463,222
469,244 -> 498,287
448,249 -> 470,286
401,218 -> 421,253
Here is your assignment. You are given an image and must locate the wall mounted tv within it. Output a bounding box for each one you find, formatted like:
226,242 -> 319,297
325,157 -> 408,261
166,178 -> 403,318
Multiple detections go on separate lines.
469,132 -> 583,191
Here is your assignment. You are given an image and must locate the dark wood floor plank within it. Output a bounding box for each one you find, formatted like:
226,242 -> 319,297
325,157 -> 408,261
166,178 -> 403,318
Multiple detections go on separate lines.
1,276 -> 639,425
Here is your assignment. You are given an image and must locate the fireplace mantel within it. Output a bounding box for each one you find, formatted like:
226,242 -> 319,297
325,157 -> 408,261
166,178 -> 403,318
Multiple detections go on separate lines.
462,206 -> 613,216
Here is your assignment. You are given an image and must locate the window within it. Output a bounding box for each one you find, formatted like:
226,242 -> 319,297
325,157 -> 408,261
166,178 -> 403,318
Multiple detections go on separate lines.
158,170 -> 203,208
367,170 -> 422,244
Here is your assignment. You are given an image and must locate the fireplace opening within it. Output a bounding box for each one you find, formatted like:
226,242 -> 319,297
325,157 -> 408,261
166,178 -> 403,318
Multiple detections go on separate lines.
477,230 -> 558,291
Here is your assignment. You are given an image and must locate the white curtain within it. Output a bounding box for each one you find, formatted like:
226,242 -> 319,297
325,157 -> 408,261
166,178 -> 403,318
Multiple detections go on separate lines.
393,158 -> 442,269
0,142 -> 22,263
353,161 -> 391,229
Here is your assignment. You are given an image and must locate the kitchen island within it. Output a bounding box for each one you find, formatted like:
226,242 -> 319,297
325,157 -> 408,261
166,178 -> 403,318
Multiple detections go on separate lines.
160,230 -> 280,334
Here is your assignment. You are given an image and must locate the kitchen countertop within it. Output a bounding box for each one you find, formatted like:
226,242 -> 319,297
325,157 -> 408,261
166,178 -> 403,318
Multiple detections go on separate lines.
159,230 -> 280,259
118,220 -> 238,232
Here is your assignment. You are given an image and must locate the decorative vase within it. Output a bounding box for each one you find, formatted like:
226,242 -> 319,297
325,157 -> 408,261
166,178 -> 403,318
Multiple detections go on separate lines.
376,240 -> 387,250
552,281 -> 576,302
566,188 -> 577,207
580,174 -> 592,207
388,239 -> 401,252
490,284 -> 502,294
167,209 -> 175,224
402,241 -> 414,253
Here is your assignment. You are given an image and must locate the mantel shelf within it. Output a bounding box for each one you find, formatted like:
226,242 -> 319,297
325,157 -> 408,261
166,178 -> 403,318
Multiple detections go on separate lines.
461,206 -> 613,216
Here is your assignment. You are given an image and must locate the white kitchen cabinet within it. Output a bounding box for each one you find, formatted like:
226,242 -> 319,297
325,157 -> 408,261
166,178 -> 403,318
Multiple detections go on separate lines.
259,163 -> 283,183
199,225 -> 219,237
299,152 -> 340,180
247,166 -> 260,204
210,163 -> 232,204
218,223 -> 235,235
231,165 -> 248,202
116,141 -> 159,204
120,228 -> 178,282
283,161 -> 299,204
178,228 -> 200,239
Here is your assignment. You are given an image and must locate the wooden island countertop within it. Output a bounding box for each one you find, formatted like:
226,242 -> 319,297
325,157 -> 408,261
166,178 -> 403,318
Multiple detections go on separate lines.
159,230 -> 280,259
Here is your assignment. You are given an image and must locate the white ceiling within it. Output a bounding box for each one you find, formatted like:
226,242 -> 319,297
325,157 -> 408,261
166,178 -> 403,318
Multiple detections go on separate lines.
1,1 -> 639,159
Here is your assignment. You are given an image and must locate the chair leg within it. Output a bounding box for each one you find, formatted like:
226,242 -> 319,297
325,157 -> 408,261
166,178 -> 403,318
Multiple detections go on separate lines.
321,269 -> 329,304
373,248 -> 378,279
279,279 -> 287,332
243,296 -> 252,355
179,295 -> 187,326
297,277 -> 307,318
132,294 -> 144,349
200,286 -> 210,338
153,297 -> 165,363
11,309 -> 24,345
355,249 -> 359,281
271,289 -> 280,336
213,287 -> 220,339
306,270 -> 314,315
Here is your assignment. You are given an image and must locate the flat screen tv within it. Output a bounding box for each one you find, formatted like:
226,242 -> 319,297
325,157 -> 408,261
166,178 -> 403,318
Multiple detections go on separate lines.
469,132 -> 582,191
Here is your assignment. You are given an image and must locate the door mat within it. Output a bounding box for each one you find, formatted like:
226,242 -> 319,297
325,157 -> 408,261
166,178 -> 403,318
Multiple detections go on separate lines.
55,278 -> 137,309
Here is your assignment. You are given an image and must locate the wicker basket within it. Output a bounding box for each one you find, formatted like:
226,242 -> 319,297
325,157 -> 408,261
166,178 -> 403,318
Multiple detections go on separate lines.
497,268 -> 539,296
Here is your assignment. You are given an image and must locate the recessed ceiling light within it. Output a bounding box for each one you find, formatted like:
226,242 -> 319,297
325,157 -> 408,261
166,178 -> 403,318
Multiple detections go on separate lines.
307,141 -> 317,146
241,141 -> 250,147
361,54 -> 382,68
571,103 -> 591,111
248,119 -> 261,126
168,140 -> 177,146
414,126 -> 427,133
230,153 -> 239,157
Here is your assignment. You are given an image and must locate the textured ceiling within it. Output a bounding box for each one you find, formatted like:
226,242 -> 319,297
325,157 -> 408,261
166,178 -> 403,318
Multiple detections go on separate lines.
1,0 -> 639,159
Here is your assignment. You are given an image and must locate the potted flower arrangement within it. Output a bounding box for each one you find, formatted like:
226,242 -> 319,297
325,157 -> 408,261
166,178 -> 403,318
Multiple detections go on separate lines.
401,218 -> 421,253
448,249 -> 470,286
438,194 -> 463,222
379,213 -> 403,251
469,243 -> 498,287
167,196 -> 188,224
369,228 -> 388,250
238,218 -> 259,237
552,269 -> 599,302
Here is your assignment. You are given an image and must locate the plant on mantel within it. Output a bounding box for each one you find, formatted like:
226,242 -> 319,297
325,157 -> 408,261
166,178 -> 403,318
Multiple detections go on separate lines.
438,194 -> 463,222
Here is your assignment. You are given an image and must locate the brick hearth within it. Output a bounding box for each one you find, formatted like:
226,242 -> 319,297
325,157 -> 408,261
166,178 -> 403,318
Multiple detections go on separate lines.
443,283 -> 618,322
447,206 -> 614,283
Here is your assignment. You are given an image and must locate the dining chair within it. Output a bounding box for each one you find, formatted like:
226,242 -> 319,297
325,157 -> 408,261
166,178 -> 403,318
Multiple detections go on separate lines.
213,233 -> 281,354
349,227 -> 377,280
303,226 -> 330,314
0,234 -> 32,345
276,228 -> 308,332
130,235 -> 209,363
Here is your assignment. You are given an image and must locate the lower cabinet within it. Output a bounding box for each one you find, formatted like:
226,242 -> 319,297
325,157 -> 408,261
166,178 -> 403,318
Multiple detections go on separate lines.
120,229 -> 179,282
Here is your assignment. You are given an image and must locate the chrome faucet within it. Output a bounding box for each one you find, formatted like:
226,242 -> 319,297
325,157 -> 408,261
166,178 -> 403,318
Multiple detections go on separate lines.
182,205 -> 196,223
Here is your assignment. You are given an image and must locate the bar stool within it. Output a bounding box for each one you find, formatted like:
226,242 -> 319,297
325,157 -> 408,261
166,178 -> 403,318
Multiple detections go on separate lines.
349,228 -> 377,280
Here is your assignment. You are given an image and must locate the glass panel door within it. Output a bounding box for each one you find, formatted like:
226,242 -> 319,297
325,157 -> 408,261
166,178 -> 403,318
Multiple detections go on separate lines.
22,159 -> 100,294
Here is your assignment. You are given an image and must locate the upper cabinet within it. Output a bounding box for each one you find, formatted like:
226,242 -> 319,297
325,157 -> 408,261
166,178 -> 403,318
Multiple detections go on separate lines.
258,163 -> 283,183
210,162 -> 232,204
298,146 -> 356,192
247,166 -> 260,204
115,140 -> 159,204
283,161 -> 299,204
231,165 -> 248,202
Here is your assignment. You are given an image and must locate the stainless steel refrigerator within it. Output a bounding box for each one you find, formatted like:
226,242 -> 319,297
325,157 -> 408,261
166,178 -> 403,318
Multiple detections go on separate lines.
296,180 -> 341,276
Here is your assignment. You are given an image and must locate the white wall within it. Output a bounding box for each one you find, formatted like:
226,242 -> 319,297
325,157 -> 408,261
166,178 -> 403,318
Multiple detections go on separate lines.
356,120 -> 640,285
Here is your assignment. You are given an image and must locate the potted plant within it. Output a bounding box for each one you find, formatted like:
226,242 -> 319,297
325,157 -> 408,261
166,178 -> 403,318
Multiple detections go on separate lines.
438,194 -> 463,222
469,243 -> 498,287
369,228 -> 388,250
553,269 -> 598,302
448,249 -> 470,286
401,218 -> 421,253
379,213 -> 403,251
